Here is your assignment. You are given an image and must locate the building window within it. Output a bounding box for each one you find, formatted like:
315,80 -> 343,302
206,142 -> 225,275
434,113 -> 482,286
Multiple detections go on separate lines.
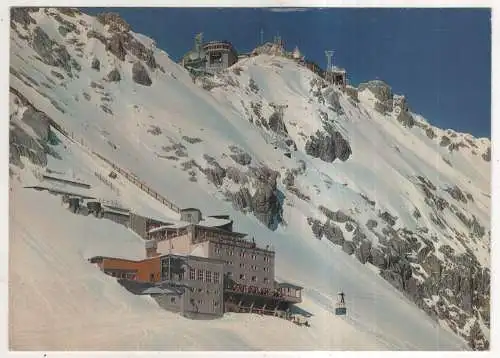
239,274 -> 245,280
264,256 -> 269,262
251,276 -> 257,282
240,263 -> 245,268
197,269 -> 204,281
251,254 -> 257,260
206,271 -> 212,283
189,268 -> 196,280
214,272 -> 220,284
264,278 -> 269,284
150,273 -> 155,281
251,265 -> 258,271
213,300 -> 219,307
171,297 -> 176,303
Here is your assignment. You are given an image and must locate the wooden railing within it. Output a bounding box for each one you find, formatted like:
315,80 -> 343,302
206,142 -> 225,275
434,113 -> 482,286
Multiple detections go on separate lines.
47,121 -> 181,213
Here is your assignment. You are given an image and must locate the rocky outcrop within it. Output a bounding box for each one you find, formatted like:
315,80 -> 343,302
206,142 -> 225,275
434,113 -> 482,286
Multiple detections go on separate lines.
319,206 -> 353,223
482,147 -> 491,162
323,221 -> 344,245
342,241 -> 355,255
440,136 -> 451,147
105,68 -> 121,82
96,12 -> 131,32
229,145 -> 252,166
308,218 -> 324,239
9,88 -> 58,168
393,95 -> 415,127
445,185 -> 467,203
11,7 -> 37,28
251,168 -> 281,230
359,80 -> 393,113
268,111 -> 288,134
91,58 -> 100,71
202,156 -> 226,187
226,166 -> 247,184
229,187 -> 253,212
324,88 -> 342,113
305,130 -> 352,162
379,211 -> 397,226
132,62 -> 152,86
32,27 -> 73,74
366,219 -> 378,230
345,86 -> 359,102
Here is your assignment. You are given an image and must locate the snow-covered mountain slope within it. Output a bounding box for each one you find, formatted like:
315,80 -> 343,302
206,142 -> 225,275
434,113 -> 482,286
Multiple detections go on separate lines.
9,8 -> 490,350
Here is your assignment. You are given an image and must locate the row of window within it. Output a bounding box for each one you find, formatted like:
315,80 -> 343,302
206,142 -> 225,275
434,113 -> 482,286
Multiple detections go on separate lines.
189,268 -> 221,283
228,272 -> 270,284
108,271 -> 136,280
224,261 -> 271,273
214,247 -> 271,262
195,287 -> 220,296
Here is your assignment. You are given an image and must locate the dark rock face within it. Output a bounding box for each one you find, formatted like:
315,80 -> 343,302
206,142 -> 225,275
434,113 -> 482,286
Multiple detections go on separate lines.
230,187 -> 253,212
252,182 -> 279,229
396,110 -> 415,128
366,219 -> 378,230
32,27 -> 72,73
393,96 -> 415,127
9,88 -> 57,168
319,206 -> 353,223
426,128 -> 436,139
11,7 -> 37,28
132,62 -> 152,86
87,30 -> 107,45
440,136 -> 451,147
369,248 -> 387,269
342,241 -> 355,255
310,219 -> 324,239
229,145 -> 252,166
107,33 -> 128,61
268,111 -> 288,134
103,26 -> 157,69
305,130 -> 352,163
359,80 -> 393,113
91,58 -> 100,71
323,221 -> 344,245
445,185 -> 467,203
356,240 -> 372,264
52,12 -> 78,35
204,165 -> 226,187
324,88 -> 343,113
482,147 -> 491,162
106,68 -> 121,82
359,80 -> 392,102
96,12 -> 131,32
345,86 -> 359,102
226,166 -> 247,184
379,211 -> 397,226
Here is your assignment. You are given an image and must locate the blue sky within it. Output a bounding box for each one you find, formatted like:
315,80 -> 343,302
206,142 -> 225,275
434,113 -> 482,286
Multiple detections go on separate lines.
84,7 -> 491,138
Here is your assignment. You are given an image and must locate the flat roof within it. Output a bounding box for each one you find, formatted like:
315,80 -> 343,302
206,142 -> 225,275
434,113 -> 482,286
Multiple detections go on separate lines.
148,224 -> 175,234
90,252 -> 226,265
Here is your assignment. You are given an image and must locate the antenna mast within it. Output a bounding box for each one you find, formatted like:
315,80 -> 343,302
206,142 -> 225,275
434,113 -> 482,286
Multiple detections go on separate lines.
260,28 -> 264,45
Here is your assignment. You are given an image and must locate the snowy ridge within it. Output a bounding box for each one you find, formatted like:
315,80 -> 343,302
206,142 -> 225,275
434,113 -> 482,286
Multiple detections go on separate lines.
9,7 -> 490,350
